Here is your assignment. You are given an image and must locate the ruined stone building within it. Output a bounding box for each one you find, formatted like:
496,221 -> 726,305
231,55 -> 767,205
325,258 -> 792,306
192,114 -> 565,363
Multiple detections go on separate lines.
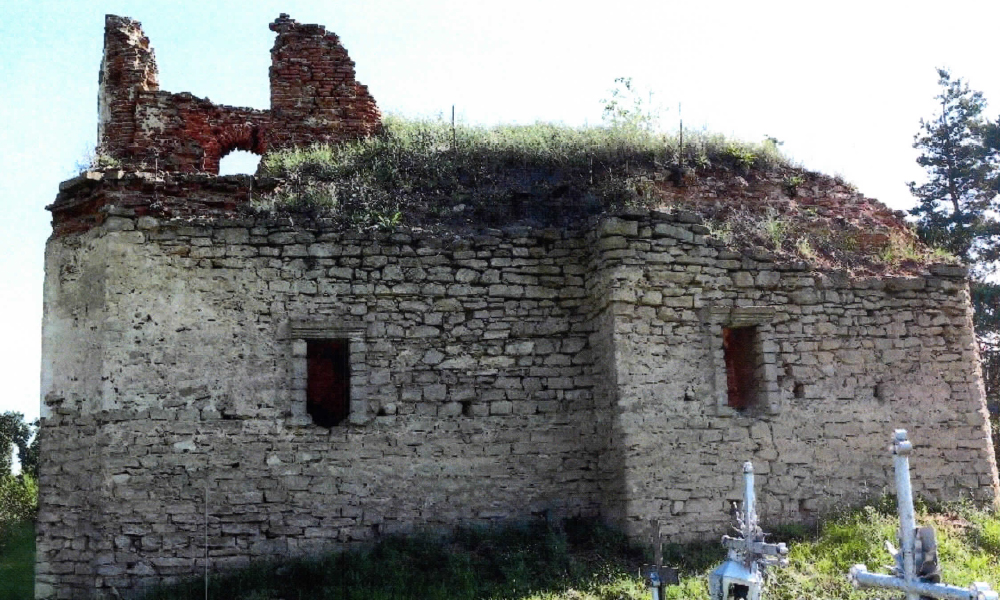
38,14 -> 1000,599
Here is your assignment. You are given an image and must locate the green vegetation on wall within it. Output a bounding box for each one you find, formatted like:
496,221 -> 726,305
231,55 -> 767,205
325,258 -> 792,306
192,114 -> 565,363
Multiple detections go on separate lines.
254,115 -> 787,229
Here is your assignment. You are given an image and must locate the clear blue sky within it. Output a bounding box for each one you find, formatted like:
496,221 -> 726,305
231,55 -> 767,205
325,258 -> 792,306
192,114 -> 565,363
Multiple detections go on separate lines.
3,0 -> 1000,421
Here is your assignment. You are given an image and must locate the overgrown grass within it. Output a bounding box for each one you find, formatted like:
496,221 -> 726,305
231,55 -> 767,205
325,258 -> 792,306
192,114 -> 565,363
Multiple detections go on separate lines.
666,501 -> 1000,600
142,518 -> 646,600
251,115 -> 951,275
0,473 -> 38,600
0,520 -> 35,600
704,206 -> 954,274
141,503 -> 1000,600
252,115 -> 788,229
771,500 -> 1000,600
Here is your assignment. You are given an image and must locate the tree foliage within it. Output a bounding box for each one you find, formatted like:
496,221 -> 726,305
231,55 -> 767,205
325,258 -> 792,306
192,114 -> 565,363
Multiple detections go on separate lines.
973,282 -> 1000,410
601,77 -> 660,132
0,474 -> 36,523
910,69 -> 1000,411
0,413 -> 38,526
909,69 -> 1000,271
0,413 -> 35,478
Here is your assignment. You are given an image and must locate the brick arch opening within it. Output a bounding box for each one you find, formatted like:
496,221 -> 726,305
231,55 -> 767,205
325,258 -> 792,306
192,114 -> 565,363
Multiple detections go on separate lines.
204,123 -> 267,174
219,150 -> 263,176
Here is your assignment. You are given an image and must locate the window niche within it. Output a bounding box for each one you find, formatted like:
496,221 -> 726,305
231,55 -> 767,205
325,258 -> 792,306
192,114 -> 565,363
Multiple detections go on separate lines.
723,326 -> 760,410
287,319 -> 367,427
307,339 -> 350,426
703,306 -> 779,416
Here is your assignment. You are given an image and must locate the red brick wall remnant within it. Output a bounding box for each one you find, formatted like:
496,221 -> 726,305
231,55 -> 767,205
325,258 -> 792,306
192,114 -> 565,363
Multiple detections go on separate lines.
269,14 -> 381,150
97,13 -> 380,174
98,16 -> 160,166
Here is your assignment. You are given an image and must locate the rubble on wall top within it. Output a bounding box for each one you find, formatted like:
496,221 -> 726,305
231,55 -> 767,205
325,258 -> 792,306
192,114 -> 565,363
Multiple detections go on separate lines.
48,161 -> 963,280
269,13 -> 326,34
58,12 -> 962,279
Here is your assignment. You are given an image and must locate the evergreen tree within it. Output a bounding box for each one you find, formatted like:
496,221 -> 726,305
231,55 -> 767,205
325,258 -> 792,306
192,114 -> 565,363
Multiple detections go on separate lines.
910,69 -> 1000,411
973,282 -> 1000,413
909,69 -> 1000,271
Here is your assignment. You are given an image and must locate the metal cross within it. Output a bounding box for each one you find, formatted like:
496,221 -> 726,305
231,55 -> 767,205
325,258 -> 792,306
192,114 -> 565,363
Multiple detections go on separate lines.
708,462 -> 788,600
848,429 -> 998,600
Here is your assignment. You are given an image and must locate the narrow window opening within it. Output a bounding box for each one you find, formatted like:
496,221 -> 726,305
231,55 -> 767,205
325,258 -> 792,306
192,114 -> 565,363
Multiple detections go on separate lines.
723,326 -> 760,410
793,382 -> 805,399
307,339 -> 350,427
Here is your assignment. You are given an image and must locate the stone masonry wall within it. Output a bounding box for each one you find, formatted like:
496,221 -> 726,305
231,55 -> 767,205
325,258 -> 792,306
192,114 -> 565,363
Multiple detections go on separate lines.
46,9 -> 999,599
98,14 -> 379,173
587,212 -> 1000,541
39,206 -> 604,597
38,233 -> 111,597
38,181 -> 1000,596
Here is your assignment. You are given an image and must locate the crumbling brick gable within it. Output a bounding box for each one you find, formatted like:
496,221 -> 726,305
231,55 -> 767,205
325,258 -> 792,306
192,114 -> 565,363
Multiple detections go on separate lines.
97,13 -> 380,174
130,93 -> 269,173
268,14 -> 381,150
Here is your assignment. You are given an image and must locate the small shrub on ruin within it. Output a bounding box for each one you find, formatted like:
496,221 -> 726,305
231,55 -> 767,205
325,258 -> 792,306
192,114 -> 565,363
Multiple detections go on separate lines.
722,143 -> 758,172
74,147 -> 122,173
705,219 -> 734,245
783,174 -> 805,197
759,209 -> 789,249
877,231 -> 926,266
795,237 -> 816,260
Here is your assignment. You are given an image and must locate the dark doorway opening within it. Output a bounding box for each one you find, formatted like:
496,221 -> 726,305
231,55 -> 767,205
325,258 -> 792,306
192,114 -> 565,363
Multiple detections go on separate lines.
307,339 -> 350,427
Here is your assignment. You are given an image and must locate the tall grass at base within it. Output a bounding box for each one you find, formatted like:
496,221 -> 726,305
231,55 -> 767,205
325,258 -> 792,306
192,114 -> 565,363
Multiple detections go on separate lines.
769,502 -> 1000,600
0,474 -> 38,600
138,503 -> 1000,600
0,520 -> 35,600
142,518 -> 645,600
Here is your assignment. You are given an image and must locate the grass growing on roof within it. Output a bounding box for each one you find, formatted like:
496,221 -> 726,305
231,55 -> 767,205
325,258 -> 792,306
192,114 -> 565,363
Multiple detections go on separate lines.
701,204 -> 954,275
263,115 -> 788,180
253,115 -> 789,229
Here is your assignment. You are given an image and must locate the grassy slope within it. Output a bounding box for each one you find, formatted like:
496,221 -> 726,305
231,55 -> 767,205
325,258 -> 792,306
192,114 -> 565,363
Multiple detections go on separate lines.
137,504 -> 1000,600
0,521 -> 35,600
252,115 -> 788,232
770,502 -> 1000,600
251,116 -> 952,276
